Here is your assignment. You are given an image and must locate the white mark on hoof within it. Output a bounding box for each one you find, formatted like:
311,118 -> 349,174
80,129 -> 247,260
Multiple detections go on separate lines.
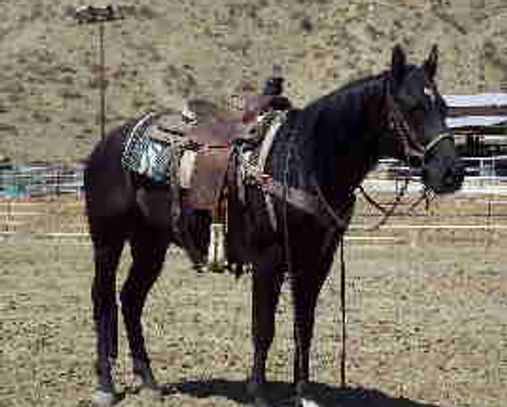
301,399 -> 321,407
91,390 -> 116,406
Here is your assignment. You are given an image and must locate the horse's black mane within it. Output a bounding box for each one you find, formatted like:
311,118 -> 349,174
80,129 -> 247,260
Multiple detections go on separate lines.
331,70 -> 388,94
295,64 -> 420,141
268,70 -> 395,196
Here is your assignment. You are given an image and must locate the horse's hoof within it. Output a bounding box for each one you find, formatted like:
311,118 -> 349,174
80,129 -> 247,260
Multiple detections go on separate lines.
192,263 -> 206,273
300,399 -> 320,407
208,263 -> 224,273
247,380 -> 271,407
132,374 -> 163,399
91,390 -> 117,406
253,397 -> 273,407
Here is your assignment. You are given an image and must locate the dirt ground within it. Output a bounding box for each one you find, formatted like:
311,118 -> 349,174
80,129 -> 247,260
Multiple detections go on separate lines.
0,194 -> 506,406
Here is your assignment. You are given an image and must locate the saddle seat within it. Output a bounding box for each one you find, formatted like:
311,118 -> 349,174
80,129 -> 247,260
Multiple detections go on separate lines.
185,95 -> 275,146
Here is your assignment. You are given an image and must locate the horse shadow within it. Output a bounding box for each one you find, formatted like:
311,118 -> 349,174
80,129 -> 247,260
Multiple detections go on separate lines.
157,379 -> 452,407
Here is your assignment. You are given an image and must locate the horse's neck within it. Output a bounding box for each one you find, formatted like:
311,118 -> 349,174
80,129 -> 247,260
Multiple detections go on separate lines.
311,81 -> 388,204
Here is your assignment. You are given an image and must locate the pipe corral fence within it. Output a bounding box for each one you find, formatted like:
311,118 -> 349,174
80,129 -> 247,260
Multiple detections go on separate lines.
1,160 -> 507,244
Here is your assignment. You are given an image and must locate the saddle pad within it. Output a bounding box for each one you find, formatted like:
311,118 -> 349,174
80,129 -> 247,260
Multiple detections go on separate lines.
121,113 -> 181,185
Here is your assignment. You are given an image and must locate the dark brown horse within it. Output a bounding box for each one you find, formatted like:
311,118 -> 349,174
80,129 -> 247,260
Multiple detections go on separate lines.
84,45 -> 463,406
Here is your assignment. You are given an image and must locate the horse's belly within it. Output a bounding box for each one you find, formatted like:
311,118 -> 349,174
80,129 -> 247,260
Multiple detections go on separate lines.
136,188 -> 173,228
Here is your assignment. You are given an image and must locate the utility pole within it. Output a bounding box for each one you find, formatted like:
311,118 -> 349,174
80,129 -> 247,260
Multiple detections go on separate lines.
67,5 -> 127,139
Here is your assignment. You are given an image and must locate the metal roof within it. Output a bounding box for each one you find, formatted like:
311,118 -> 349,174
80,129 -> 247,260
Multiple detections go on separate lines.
443,93 -> 507,107
443,93 -> 507,129
447,116 -> 507,129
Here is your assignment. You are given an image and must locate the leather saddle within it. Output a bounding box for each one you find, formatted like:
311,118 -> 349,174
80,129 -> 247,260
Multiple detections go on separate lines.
146,95 -> 276,211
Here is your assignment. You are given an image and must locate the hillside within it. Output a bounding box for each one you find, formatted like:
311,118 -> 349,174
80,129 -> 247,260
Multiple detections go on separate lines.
1,0 -> 506,162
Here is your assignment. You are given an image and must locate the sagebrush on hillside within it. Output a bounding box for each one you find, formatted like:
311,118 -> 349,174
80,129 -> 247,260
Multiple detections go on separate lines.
0,0 -> 506,162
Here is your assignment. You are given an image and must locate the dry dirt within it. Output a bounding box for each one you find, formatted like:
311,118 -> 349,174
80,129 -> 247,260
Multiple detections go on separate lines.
0,193 -> 506,406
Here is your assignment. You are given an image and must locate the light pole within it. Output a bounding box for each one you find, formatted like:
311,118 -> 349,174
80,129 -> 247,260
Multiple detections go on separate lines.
67,5 -> 126,139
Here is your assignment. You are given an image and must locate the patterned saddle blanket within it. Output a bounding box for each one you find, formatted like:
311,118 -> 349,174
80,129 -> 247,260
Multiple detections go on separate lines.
121,111 -> 196,185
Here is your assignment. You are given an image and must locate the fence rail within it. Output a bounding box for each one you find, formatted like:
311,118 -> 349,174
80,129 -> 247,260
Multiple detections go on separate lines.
0,164 -> 84,198
3,158 -> 507,198
1,160 -> 507,243
1,189 -> 506,244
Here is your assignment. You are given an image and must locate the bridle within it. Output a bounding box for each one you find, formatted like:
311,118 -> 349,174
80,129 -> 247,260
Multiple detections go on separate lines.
355,83 -> 454,229
385,88 -> 453,164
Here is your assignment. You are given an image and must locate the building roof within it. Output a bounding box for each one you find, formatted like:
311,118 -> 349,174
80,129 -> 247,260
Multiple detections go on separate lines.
444,93 -> 507,107
446,116 -> 507,129
443,93 -> 507,129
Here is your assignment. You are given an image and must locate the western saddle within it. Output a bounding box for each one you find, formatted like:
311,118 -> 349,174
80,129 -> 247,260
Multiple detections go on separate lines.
147,94 -> 278,211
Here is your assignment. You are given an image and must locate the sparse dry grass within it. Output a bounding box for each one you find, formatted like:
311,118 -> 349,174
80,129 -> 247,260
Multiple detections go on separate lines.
0,193 -> 506,406
1,0 -> 507,162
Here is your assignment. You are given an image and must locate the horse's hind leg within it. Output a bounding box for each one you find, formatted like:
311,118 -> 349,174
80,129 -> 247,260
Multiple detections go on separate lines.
120,224 -> 170,392
90,223 -> 126,400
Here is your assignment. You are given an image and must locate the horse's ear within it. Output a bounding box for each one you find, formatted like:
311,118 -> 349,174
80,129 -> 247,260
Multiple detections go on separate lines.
391,44 -> 406,85
423,44 -> 438,80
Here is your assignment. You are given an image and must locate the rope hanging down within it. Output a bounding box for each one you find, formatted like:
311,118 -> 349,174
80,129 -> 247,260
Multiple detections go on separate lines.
277,155 -> 351,388
339,238 -> 346,388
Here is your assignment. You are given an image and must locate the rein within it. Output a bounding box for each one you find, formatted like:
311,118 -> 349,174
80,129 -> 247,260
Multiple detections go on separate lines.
357,178 -> 409,230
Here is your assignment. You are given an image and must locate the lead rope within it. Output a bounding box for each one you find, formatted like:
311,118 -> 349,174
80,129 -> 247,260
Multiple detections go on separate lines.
339,236 -> 346,388
312,182 -> 349,387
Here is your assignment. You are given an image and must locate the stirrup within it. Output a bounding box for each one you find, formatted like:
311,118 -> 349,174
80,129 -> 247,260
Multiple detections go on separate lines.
206,222 -> 227,272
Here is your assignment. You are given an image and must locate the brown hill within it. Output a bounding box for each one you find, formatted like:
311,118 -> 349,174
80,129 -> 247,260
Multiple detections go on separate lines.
1,0 -> 506,162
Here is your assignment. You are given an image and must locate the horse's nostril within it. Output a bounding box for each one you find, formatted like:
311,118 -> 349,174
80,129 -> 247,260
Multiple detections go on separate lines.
443,169 -> 454,184
443,166 -> 464,189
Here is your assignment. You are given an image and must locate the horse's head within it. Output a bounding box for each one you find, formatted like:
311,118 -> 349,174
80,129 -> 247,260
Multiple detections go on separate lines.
385,44 -> 464,194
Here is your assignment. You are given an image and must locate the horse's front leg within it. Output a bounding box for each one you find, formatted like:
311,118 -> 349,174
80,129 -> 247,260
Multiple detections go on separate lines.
291,274 -> 321,404
291,233 -> 339,406
248,245 -> 285,407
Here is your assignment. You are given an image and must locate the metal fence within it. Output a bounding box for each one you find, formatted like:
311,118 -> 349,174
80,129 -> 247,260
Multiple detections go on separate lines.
0,163 -> 84,199
3,157 -> 507,198
1,159 -> 507,239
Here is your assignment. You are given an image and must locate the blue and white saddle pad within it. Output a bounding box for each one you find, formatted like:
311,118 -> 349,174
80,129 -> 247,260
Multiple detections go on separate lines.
121,113 -> 173,184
